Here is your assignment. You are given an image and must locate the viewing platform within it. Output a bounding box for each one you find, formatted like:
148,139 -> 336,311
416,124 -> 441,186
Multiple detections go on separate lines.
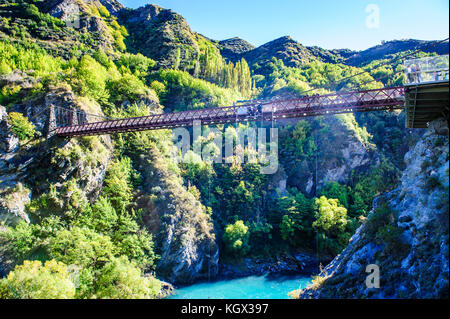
404,55 -> 449,128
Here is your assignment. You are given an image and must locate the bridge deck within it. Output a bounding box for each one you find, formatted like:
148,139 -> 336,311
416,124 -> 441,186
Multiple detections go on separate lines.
55,87 -> 405,137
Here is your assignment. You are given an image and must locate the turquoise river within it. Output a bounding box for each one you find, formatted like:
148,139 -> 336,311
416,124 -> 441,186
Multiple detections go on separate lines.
169,274 -> 312,299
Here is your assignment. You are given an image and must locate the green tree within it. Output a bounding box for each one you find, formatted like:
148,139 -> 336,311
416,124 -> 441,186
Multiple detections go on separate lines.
95,256 -> 161,299
102,157 -> 134,214
319,182 -> 349,209
313,196 -> 350,255
112,213 -> 157,271
84,196 -> 118,233
70,55 -> 109,102
280,214 -> 295,241
249,221 -> 273,253
1,220 -> 36,262
50,227 -> 115,270
272,189 -> 314,247
0,260 -> 75,299
313,196 -> 348,234
8,112 -> 36,141
98,5 -> 110,18
118,53 -> 155,75
223,220 -> 250,256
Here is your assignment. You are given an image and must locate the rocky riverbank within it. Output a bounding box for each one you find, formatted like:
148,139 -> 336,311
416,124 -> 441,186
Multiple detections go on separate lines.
296,118 -> 449,299
218,252 -> 328,279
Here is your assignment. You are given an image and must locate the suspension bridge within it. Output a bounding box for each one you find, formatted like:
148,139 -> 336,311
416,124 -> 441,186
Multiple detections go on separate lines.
50,54 -> 449,137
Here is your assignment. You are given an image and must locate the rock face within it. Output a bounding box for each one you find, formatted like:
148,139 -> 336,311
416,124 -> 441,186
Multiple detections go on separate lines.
136,146 -> 219,285
42,0 -> 119,51
0,106 -> 19,155
98,0 -> 124,16
45,0 -> 124,19
0,106 -> 29,225
45,0 -> 83,21
282,115 -> 378,196
219,253 -> 319,279
298,118 -> 449,299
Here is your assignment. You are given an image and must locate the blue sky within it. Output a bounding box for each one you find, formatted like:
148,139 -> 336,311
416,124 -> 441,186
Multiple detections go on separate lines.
120,0 -> 449,51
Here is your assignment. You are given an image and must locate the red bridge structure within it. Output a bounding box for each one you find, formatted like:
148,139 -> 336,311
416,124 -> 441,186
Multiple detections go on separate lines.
54,87 -> 408,137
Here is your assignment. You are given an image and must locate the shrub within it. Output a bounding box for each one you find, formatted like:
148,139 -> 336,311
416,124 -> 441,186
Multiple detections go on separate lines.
0,60 -> 12,75
69,55 -> 109,102
1,220 -> 36,261
93,49 -> 112,68
375,224 -> 406,255
118,53 -> 155,75
8,112 -> 36,141
365,202 -> 393,237
108,73 -> 154,104
222,220 -> 250,256
150,80 -> 166,96
425,175 -> 441,191
0,41 -> 64,77
0,85 -> 22,105
98,5 -> 110,18
95,256 -> 161,299
310,274 -> 329,290
50,227 -> 115,270
112,30 -> 126,52
0,260 -> 76,299
156,69 -> 242,111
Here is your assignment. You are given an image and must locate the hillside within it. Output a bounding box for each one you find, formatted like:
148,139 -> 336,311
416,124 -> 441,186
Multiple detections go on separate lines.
243,36 -> 318,68
218,37 -> 255,62
0,0 -> 448,299
345,39 -> 450,66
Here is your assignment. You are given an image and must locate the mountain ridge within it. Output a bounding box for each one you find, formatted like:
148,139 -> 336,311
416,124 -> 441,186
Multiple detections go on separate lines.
117,2 -> 448,70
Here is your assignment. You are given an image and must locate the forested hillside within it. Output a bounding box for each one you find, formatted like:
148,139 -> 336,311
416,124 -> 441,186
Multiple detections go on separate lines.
0,0 -> 447,299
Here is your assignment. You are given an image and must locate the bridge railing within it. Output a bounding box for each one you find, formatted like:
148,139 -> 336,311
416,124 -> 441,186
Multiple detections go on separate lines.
404,54 -> 449,85
55,87 -> 405,137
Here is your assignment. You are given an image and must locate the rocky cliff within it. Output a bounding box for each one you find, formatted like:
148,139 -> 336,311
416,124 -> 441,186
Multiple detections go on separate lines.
135,146 -> 219,285
278,114 -> 379,196
296,118 -> 449,298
